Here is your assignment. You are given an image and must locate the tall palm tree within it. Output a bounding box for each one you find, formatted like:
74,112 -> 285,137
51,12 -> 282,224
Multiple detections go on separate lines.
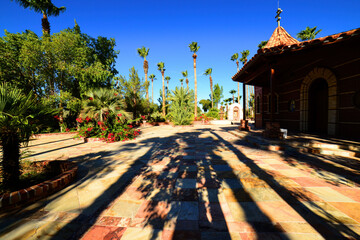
157,62 -> 166,116
230,89 -> 237,103
137,46 -> 150,101
12,0 -> 66,35
165,76 -> 171,95
149,74 -> 156,103
179,78 -> 184,87
189,42 -> 200,118
181,70 -> 189,89
204,68 -> 214,108
240,50 -> 250,114
231,53 -> 240,104
258,40 -> 268,49
0,83 -> 55,189
83,88 -> 130,122
296,26 -> 322,41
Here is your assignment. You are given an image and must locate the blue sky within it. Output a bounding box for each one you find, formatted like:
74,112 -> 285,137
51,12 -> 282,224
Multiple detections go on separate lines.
1,0 -> 360,106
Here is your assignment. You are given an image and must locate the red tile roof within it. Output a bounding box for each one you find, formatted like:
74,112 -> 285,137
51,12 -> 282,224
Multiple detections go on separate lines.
264,26 -> 299,48
232,27 -> 360,81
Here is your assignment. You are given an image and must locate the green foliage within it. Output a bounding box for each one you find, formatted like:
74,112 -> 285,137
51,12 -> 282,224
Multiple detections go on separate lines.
199,99 -> 211,112
0,83 -> 56,188
213,84 -> 223,107
230,53 -> 239,61
258,41 -> 268,49
76,114 -> 140,142
297,26 -> 322,41
205,108 -> 220,119
157,62 -> 165,72
181,70 -> 188,78
12,0 -> 66,17
83,88 -> 130,122
240,50 -> 250,64
204,68 -> 212,76
149,74 -> 156,81
118,67 -> 146,119
189,42 -> 200,53
149,111 -> 166,123
137,46 -> 149,60
168,87 -> 194,125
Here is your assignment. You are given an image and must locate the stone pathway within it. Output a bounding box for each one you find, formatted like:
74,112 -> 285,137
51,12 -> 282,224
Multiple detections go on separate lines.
1,125 -> 360,239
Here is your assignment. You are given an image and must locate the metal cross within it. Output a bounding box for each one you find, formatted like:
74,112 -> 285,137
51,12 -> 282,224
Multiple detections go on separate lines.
275,8 -> 283,27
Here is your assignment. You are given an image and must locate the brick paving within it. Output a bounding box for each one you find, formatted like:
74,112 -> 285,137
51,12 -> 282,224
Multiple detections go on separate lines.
1,125 -> 360,239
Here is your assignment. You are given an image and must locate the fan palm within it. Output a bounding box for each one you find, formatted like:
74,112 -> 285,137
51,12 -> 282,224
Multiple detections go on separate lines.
83,88 -> 130,122
157,62 -> 166,116
181,70 -> 189,89
189,42 -> 200,118
0,83 -> 56,189
179,78 -> 184,87
296,26 -> 322,41
149,74 -> 156,103
137,46 -> 150,101
231,53 -> 241,104
204,68 -> 214,108
165,76 -> 171,95
240,50 -> 250,65
12,0 -> 66,34
258,40 -> 268,49
230,89 -> 237,103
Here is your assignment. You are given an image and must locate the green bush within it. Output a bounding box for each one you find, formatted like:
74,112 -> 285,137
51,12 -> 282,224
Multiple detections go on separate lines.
168,87 -> 194,125
149,111 -> 166,122
205,108 -> 220,119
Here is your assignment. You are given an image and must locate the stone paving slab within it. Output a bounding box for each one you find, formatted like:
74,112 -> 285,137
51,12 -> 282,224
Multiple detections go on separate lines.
1,125 -> 360,239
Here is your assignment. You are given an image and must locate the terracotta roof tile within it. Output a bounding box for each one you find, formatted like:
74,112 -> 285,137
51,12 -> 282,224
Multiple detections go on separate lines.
264,26 -> 299,48
232,27 -> 360,81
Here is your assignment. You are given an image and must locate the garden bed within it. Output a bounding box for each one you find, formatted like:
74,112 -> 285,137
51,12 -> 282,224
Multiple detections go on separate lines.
0,160 -> 77,211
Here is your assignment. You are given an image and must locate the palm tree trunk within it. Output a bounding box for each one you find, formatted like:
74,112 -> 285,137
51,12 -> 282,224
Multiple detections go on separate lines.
210,76 -> 213,108
186,78 -> 189,89
144,60 -> 149,101
233,94 -> 235,104
42,13 -> 50,35
193,54 -> 198,118
162,71 -> 166,116
237,62 -> 240,104
152,79 -> 154,104
167,81 -> 169,96
1,134 -> 21,189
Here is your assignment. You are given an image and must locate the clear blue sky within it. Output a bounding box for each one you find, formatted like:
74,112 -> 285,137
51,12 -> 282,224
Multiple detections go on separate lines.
1,0 -> 360,106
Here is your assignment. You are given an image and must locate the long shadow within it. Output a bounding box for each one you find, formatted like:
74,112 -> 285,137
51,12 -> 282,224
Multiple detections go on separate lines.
26,142 -> 86,158
212,130 -> 360,239
134,129 -> 288,240
0,136 -> 165,239
25,137 -> 76,148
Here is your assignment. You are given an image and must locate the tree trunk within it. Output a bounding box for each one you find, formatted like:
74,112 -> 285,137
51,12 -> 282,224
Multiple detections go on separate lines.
152,79 -> 154,104
167,81 -> 169,96
1,134 -> 21,189
237,61 -> 240,104
144,60 -> 149,101
193,54 -> 198,118
210,76 -> 213,108
233,95 -> 235,104
162,71 -> 166,116
186,78 -> 189,89
42,13 -> 50,35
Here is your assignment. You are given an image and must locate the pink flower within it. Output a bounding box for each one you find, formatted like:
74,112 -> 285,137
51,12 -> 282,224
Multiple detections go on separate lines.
117,113 -> 122,117
141,115 -> 145,120
89,97 -> 93,100
76,117 -> 83,123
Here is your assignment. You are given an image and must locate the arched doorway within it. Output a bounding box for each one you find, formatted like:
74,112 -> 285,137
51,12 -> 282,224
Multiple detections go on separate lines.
308,78 -> 328,134
233,107 -> 239,121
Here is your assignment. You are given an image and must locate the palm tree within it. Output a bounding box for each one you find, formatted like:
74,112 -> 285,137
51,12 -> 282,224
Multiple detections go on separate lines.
240,50 -> 250,65
12,0 -> 66,34
165,76 -> 171,95
0,83 -> 55,189
296,26 -> 322,41
168,87 -> 194,125
137,46 -> 150,101
149,74 -> 156,103
83,88 -> 130,122
189,42 -> 200,118
230,89 -> 237,103
181,70 -> 189,89
231,53 -> 240,104
179,78 -> 184,87
157,62 -> 166,116
258,40 -> 268,49
204,68 -> 214,108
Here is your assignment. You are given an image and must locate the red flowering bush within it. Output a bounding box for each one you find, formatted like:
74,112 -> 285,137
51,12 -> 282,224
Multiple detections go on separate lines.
194,114 -> 212,123
76,113 -> 141,142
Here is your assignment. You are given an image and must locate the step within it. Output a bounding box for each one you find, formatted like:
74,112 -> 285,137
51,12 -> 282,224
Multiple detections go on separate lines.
298,146 -> 360,159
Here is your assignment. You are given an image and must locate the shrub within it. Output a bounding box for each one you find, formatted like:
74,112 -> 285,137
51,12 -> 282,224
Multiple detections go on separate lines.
205,108 -> 220,119
168,87 -> 194,125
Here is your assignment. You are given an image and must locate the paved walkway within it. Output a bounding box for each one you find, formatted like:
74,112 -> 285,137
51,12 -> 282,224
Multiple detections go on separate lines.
1,125 -> 360,239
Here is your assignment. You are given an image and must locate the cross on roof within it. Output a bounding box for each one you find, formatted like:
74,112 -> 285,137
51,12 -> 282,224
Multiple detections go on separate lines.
275,8 -> 283,27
